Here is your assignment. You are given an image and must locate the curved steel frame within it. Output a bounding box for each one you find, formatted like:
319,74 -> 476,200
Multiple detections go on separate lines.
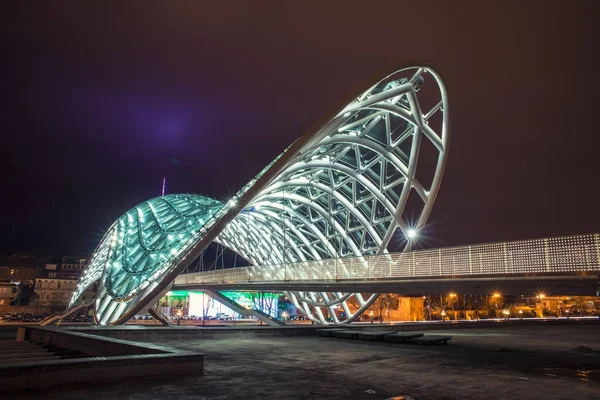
70,64 -> 450,325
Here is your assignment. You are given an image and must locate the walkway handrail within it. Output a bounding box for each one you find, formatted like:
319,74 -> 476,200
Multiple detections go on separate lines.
175,233 -> 600,285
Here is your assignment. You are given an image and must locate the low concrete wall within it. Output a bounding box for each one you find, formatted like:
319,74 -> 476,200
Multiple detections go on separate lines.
347,318 -> 600,332
69,318 -> 600,341
25,326 -> 172,356
0,326 -> 203,392
71,325 -> 323,341
0,352 -> 203,392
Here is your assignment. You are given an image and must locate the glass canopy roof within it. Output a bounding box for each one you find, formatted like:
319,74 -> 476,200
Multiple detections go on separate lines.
103,194 -> 223,300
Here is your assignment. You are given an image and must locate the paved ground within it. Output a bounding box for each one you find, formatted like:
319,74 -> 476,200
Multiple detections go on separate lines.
11,324 -> 600,400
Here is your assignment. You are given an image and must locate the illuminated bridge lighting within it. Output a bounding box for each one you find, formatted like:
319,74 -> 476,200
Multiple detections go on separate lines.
175,233 -> 600,284
70,64 -> 451,325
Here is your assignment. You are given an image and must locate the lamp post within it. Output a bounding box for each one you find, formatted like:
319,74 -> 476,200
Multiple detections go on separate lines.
492,292 -> 501,317
423,296 -> 431,321
518,309 -> 523,320
440,310 -> 446,321
281,311 -> 289,324
536,293 -> 546,318
369,310 -> 374,324
502,309 -> 509,321
449,292 -> 457,320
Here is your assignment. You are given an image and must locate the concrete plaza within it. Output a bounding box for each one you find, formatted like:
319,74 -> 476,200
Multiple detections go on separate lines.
11,324 -> 600,400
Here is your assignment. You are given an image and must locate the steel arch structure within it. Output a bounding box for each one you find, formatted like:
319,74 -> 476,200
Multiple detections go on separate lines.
69,64 -> 450,325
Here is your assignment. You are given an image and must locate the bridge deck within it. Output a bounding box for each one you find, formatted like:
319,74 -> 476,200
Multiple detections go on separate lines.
174,233 -> 600,294
174,272 -> 599,296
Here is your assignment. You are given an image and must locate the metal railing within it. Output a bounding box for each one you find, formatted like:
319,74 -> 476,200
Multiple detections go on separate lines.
174,233 -> 600,286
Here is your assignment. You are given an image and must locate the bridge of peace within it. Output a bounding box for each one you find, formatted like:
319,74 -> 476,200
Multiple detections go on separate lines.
4,64 -> 600,397
60,65 -> 599,327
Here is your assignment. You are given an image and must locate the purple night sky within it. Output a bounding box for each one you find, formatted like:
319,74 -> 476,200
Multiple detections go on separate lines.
2,1 -> 599,255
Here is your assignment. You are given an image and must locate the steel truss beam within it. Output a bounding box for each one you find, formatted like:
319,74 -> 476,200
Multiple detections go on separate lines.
70,65 -> 450,325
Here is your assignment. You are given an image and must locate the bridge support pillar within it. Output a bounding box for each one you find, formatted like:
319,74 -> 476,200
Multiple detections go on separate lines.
147,308 -> 170,326
203,289 -> 285,327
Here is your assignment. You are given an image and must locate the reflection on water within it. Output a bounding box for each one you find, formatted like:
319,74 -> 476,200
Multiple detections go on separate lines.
542,368 -> 600,382
576,370 -> 591,382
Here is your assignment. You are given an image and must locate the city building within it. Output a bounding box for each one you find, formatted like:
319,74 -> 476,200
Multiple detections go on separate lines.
34,256 -> 96,313
521,295 -> 600,317
157,290 -> 280,320
0,282 -> 19,310
0,255 -> 46,313
0,255 -> 45,285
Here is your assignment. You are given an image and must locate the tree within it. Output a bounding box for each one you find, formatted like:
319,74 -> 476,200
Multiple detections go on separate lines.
572,296 -> 587,316
367,293 -> 400,323
487,294 -> 504,311
444,294 -> 459,320
201,295 -> 213,325
48,292 -> 67,313
248,292 -> 277,319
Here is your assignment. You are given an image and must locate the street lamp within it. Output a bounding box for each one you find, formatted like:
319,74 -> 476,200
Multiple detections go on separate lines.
281,311 -> 289,323
449,293 -> 458,320
492,292 -> 501,315
369,310 -> 374,324
536,293 -> 547,317
518,309 -> 523,320
423,296 -> 431,321
502,309 -> 509,321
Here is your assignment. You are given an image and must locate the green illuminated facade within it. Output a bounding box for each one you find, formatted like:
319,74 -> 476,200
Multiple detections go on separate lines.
104,194 -> 222,300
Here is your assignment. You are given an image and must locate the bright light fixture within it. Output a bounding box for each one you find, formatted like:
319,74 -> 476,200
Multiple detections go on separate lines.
407,229 -> 417,239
